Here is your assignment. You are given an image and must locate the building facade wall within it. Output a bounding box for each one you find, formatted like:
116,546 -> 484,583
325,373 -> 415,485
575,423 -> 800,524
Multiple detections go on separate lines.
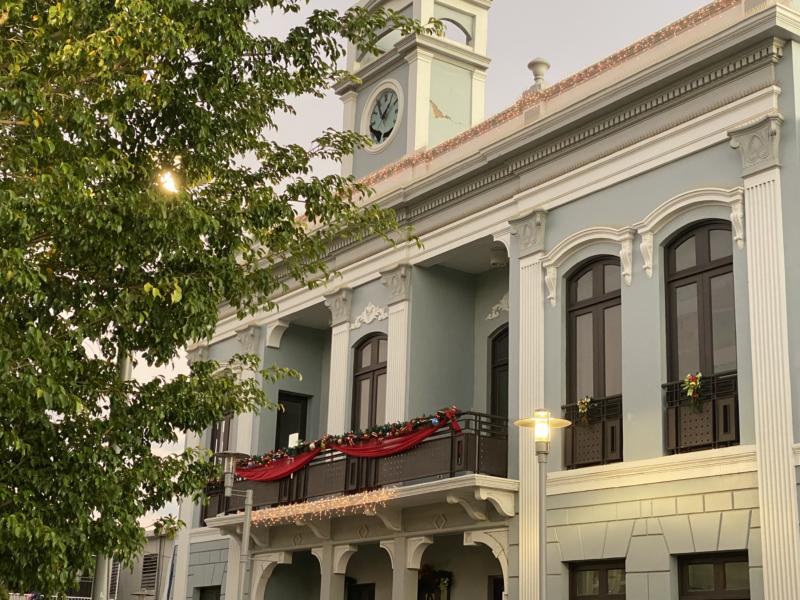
176,6 -> 800,600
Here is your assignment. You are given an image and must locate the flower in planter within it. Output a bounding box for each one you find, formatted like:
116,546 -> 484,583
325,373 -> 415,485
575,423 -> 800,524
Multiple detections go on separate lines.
577,396 -> 592,425
682,371 -> 703,411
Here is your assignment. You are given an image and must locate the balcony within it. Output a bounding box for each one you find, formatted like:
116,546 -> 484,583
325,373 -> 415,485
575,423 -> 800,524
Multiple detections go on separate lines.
563,395 -> 623,469
663,370 -> 739,454
203,411 -> 507,521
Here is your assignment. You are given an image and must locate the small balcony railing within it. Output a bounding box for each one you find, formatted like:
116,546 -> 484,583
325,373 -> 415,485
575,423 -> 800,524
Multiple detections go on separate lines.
202,411 -> 507,522
663,370 -> 739,454
562,395 -> 623,469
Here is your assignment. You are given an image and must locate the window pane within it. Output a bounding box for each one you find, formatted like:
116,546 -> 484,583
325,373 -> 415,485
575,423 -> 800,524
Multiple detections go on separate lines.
607,569 -> 626,594
491,366 -> 509,418
604,304 -> 622,396
357,378 -> 371,430
575,313 -> 594,400
276,397 -> 306,448
725,562 -> 749,590
710,229 -> 733,261
375,372 -> 387,426
378,338 -> 388,363
360,344 -> 372,368
575,570 -> 600,595
604,264 -> 621,293
711,272 -> 737,373
576,270 -> 593,302
687,564 -> 715,591
674,236 -> 697,272
675,283 -> 700,377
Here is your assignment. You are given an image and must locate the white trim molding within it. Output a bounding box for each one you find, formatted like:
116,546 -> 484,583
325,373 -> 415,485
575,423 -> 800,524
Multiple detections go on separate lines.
635,186 -> 745,278
485,293 -> 509,320
546,445 -> 757,496
464,529 -> 510,597
332,544 -> 358,575
542,226 -> 636,306
350,303 -> 388,330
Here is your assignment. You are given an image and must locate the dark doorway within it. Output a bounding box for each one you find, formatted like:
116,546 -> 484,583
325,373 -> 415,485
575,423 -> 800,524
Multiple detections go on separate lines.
347,582 -> 375,600
275,391 -> 309,449
490,324 -> 509,418
489,575 -> 504,600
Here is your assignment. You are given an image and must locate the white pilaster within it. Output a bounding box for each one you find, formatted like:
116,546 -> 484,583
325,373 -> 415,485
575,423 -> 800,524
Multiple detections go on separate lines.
511,210 -> 547,600
729,114 -> 800,598
324,289 -> 353,435
340,90 -> 358,177
380,538 -> 417,600
405,50 -> 434,151
381,265 -> 412,423
172,431 -> 201,600
223,536 -> 242,600
234,324 -> 264,455
471,71 -> 486,126
315,545 -> 346,600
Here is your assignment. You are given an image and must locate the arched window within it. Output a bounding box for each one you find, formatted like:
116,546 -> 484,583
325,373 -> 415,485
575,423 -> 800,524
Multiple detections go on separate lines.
666,221 -> 736,379
664,221 -> 738,453
567,257 -> 622,403
565,257 -> 623,468
352,334 -> 388,430
489,324 -> 509,419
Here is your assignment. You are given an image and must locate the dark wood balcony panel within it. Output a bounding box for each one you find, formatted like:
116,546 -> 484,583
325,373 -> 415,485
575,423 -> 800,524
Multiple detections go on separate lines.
203,411 -> 508,518
664,370 -> 739,454
563,395 -> 623,469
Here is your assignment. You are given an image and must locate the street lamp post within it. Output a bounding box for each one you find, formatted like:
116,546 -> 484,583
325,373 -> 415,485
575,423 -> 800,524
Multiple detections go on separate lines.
515,410 -> 571,600
217,451 -> 254,600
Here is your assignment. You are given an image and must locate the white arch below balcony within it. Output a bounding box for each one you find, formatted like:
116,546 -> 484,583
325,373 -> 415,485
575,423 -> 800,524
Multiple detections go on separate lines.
635,187 -> 744,278
463,528 -> 510,596
542,226 -> 636,306
251,552 -> 293,600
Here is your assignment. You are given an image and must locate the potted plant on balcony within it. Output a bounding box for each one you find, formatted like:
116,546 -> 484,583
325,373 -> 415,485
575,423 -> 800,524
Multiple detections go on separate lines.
682,371 -> 703,412
577,396 -> 592,426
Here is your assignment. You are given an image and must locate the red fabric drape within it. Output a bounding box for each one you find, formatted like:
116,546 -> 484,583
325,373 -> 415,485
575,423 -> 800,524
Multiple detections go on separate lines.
236,448 -> 321,482
330,411 -> 461,458
235,408 -> 461,482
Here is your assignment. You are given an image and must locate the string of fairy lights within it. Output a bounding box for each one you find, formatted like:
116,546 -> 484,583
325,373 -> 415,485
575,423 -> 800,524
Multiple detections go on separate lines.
251,488 -> 397,527
360,0 -> 743,189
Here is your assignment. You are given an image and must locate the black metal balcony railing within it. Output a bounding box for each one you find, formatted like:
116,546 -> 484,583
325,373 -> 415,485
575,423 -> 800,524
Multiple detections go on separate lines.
562,395 -> 623,469
663,370 -> 739,454
202,411 -> 507,522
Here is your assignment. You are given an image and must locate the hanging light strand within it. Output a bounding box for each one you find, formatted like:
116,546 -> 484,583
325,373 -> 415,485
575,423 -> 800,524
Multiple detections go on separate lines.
251,488 -> 397,527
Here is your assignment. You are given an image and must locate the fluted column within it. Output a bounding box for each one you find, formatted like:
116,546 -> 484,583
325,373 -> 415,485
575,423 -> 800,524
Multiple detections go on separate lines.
510,211 -> 547,600
234,324 -> 264,455
324,289 -> 353,435
729,113 -> 800,597
381,265 -> 412,423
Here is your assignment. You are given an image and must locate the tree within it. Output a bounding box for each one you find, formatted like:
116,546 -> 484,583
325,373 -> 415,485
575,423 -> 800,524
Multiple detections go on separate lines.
0,1 -> 434,594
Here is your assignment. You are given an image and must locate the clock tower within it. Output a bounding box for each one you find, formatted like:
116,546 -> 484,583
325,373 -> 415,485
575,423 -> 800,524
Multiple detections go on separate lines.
336,0 -> 491,179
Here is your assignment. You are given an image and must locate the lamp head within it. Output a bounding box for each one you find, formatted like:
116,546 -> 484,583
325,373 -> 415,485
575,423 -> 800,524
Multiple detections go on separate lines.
514,409 -> 571,456
215,451 -> 248,497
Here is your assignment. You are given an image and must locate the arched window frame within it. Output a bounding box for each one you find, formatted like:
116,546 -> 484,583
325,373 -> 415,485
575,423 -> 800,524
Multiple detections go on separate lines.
565,255 -> 623,403
352,333 -> 388,430
664,219 -> 737,381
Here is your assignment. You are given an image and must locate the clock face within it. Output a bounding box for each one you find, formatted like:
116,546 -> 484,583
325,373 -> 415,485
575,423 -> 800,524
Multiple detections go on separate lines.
368,88 -> 399,145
